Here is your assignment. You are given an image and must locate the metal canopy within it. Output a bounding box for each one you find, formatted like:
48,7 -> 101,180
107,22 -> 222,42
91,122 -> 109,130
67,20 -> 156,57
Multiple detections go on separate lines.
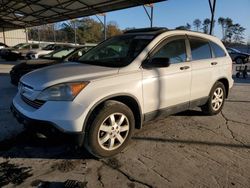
0,0 -> 165,28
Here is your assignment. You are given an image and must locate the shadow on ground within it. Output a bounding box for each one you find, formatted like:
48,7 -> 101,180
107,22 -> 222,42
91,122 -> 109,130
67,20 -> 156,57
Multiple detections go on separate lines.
1,111 -> 250,161
133,136 -> 250,149
0,130 -> 93,160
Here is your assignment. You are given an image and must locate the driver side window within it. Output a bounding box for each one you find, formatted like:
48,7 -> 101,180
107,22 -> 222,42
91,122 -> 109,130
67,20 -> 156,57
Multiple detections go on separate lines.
152,39 -> 187,64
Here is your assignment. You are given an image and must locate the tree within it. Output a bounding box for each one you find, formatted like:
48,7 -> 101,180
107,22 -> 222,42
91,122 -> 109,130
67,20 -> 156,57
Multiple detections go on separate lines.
231,24 -> 246,43
218,17 -> 245,43
106,21 -> 122,38
78,17 -> 103,43
193,19 -> 201,31
203,18 -> 211,34
224,18 -> 233,42
218,17 -> 226,40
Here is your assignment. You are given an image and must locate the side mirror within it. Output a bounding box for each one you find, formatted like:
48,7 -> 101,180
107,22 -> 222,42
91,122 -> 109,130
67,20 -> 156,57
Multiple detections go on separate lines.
143,57 -> 170,68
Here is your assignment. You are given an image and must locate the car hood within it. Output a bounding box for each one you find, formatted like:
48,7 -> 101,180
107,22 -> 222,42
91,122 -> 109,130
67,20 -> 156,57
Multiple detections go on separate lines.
21,62 -> 119,90
12,60 -> 56,72
25,59 -> 57,65
239,52 -> 250,56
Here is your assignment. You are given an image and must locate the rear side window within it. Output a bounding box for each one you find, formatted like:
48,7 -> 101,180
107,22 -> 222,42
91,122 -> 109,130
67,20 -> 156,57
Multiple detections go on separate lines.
152,39 -> 187,64
190,38 -> 212,61
210,42 -> 226,58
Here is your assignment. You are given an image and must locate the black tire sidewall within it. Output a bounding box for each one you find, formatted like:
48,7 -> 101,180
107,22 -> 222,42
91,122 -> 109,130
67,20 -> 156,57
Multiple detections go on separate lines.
85,101 -> 135,158
235,57 -> 243,64
208,82 -> 226,115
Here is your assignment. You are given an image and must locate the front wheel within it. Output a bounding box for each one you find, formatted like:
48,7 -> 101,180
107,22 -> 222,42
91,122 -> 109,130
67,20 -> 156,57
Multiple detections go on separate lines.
85,100 -> 134,158
201,82 -> 226,115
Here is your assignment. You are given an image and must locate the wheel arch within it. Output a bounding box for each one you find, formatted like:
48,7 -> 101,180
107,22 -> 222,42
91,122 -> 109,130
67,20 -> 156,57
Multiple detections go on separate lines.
83,93 -> 143,133
215,77 -> 229,98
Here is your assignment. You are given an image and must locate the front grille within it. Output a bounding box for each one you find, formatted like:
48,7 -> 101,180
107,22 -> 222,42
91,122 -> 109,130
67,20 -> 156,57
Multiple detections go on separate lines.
21,94 -> 45,109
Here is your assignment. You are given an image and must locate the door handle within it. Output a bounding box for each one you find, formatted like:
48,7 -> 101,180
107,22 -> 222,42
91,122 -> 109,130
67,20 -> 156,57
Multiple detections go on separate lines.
180,66 -> 190,70
211,62 -> 218,65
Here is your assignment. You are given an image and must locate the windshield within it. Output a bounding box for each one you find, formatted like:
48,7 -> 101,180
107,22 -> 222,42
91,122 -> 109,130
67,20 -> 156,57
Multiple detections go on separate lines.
42,44 -> 54,50
13,43 -> 27,49
42,48 -> 75,59
77,35 -> 154,67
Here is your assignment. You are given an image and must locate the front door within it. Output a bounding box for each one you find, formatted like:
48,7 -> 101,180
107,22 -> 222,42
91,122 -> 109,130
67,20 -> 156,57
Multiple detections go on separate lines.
142,36 -> 191,117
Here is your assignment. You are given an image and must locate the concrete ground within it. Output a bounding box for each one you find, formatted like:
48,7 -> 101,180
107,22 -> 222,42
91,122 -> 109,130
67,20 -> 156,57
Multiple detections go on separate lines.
0,59 -> 250,188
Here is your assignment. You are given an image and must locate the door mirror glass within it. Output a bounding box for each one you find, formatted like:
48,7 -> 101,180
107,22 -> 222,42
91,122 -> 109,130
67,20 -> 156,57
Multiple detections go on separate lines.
143,57 -> 170,68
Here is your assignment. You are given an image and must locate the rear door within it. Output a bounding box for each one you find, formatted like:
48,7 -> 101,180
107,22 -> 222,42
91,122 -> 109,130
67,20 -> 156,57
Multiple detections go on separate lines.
188,36 -> 213,101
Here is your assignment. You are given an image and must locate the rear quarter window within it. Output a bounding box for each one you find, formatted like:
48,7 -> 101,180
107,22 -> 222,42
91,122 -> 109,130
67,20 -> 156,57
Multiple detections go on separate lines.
190,38 -> 212,61
210,42 -> 226,58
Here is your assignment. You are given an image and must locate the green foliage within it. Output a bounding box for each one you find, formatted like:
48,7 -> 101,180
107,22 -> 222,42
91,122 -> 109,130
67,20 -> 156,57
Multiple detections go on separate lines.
203,18 -> 211,34
193,19 -> 201,31
217,17 -> 245,44
28,17 -> 122,44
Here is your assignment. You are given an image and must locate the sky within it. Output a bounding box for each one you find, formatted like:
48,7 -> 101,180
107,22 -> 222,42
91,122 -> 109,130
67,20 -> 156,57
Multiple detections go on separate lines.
90,0 -> 250,43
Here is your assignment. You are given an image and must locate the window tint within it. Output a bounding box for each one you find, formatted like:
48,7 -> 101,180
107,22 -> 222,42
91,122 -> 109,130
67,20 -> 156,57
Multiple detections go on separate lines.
152,39 -> 187,64
190,38 -> 211,61
31,44 -> 39,49
226,48 -> 232,53
52,48 -> 74,58
68,49 -> 85,61
210,42 -> 226,58
79,35 -> 153,67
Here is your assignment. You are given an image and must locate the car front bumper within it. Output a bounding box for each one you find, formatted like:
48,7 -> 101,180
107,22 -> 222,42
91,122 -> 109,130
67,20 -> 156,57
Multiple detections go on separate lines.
11,93 -> 87,141
11,103 -> 85,145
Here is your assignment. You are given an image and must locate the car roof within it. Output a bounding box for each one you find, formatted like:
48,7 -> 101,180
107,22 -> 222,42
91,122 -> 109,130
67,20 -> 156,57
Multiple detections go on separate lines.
123,27 -> 221,42
124,27 -> 168,35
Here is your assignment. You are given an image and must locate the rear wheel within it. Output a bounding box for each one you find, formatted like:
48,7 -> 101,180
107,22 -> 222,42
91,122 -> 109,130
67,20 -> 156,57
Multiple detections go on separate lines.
85,100 -> 134,158
235,57 -> 244,64
201,82 -> 226,115
236,72 -> 241,78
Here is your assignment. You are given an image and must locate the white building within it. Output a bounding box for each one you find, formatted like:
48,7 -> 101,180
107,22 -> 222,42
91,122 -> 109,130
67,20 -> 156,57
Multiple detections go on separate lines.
0,28 -> 27,46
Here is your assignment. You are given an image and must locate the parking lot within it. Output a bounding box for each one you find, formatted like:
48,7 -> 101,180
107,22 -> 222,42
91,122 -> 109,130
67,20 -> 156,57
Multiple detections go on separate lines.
1,59 -> 250,188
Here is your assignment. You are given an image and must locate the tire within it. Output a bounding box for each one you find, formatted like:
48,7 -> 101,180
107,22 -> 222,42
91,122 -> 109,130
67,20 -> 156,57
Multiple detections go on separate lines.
235,57 -> 244,64
236,72 -> 240,78
243,72 -> 248,79
85,100 -> 135,158
201,82 -> 226,115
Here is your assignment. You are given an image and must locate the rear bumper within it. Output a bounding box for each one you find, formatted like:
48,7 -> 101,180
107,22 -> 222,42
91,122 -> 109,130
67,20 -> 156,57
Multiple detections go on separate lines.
10,103 -> 85,146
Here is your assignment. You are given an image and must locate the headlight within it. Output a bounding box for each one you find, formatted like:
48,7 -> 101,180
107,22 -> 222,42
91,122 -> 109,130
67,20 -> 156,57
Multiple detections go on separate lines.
37,82 -> 89,101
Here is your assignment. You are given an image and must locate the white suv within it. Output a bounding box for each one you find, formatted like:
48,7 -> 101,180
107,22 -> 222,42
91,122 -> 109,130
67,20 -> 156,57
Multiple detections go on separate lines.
11,28 -> 234,157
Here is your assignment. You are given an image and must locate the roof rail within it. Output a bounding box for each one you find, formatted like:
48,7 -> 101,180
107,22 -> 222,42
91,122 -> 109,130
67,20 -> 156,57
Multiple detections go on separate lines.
124,27 -> 168,34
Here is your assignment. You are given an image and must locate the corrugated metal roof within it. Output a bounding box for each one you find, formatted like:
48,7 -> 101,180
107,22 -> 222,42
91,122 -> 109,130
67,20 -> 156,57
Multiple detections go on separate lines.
0,0 -> 165,28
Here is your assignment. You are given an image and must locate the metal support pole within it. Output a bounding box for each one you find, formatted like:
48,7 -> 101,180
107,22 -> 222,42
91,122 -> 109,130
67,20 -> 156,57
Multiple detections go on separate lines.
74,20 -> 77,45
38,26 -> 40,43
104,14 -> 107,40
143,4 -> 154,28
95,14 -> 107,40
209,0 -> 216,35
53,24 -> 56,43
2,27 -> 6,44
150,6 -> 153,28
25,27 -> 28,43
